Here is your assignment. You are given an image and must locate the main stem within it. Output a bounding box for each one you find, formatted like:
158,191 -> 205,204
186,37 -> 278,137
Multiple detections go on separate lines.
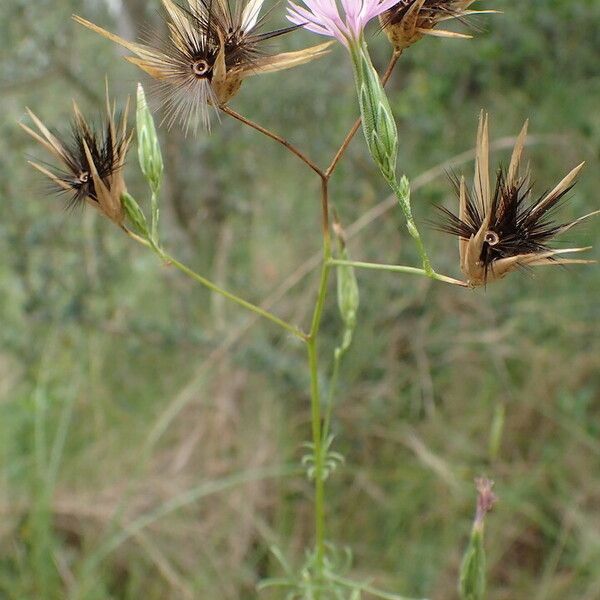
220,53 -> 404,587
307,338 -> 325,572
307,180 -> 332,583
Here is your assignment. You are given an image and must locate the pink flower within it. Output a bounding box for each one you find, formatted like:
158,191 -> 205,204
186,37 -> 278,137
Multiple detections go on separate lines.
287,0 -> 399,46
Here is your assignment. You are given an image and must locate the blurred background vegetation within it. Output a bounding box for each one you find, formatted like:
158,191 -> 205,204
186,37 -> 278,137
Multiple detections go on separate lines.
1,0 -> 599,598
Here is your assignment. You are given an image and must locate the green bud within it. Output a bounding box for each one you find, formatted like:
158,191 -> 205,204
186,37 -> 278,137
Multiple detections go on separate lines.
370,130 -> 395,181
337,248 -> 359,331
334,221 -> 359,353
350,44 -> 433,273
121,192 -> 149,237
136,83 -> 163,193
395,175 -> 411,210
393,176 -> 421,240
352,41 -> 398,183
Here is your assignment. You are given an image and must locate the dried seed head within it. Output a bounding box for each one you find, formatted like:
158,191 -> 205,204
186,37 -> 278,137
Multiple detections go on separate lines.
380,0 -> 492,52
20,89 -> 131,225
436,112 -> 598,287
74,0 -> 332,133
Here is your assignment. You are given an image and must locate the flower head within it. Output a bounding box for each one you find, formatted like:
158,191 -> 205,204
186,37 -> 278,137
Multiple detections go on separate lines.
437,112 -> 598,287
20,91 -> 131,225
75,0 -> 331,132
380,0 -> 492,51
287,0 -> 399,47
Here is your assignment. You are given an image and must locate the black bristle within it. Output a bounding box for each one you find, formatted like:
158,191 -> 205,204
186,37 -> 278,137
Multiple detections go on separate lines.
43,117 -> 125,210
142,1 -> 298,131
436,167 -> 580,271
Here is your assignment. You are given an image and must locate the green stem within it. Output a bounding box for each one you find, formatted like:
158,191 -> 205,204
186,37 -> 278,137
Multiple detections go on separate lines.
163,251 -> 306,340
388,178 -> 433,275
307,236 -> 333,585
328,259 -> 467,287
307,339 -> 326,575
150,189 -> 159,244
310,259 -> 331,340
124,229 -> 306,340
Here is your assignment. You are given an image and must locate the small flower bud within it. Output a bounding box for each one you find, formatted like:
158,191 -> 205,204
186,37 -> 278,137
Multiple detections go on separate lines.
474,477 -> 497,531
352,41 -> 398,183
333,218 -> 359,352
459,478 -> 497,600
121,192 -> 149,237
136,83 -> 163,193
395,175 -> 411,213
459,525 -> 485,600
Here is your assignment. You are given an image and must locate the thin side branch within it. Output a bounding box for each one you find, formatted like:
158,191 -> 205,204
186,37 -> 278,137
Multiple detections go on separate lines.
329,259 -> 467,287
123,227 -> 308,340
220,105 -> 325,178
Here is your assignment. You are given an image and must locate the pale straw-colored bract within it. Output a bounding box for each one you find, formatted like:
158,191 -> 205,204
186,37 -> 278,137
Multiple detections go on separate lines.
287,0 -> 399,46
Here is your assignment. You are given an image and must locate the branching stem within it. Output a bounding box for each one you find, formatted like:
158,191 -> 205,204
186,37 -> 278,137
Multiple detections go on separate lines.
220,105 -> 325,178
123,228 -> 306,340
218,52 -> 416,594
219,53 -> 404,592
329,259 -> 467,286
162,254 -> 307,339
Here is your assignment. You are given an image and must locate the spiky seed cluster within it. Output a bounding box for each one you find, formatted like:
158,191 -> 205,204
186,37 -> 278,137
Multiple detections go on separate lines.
437,112 -> 598,287
74,0 -> 331,133
380,0 -> 490,51
20,93 -> 131,225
